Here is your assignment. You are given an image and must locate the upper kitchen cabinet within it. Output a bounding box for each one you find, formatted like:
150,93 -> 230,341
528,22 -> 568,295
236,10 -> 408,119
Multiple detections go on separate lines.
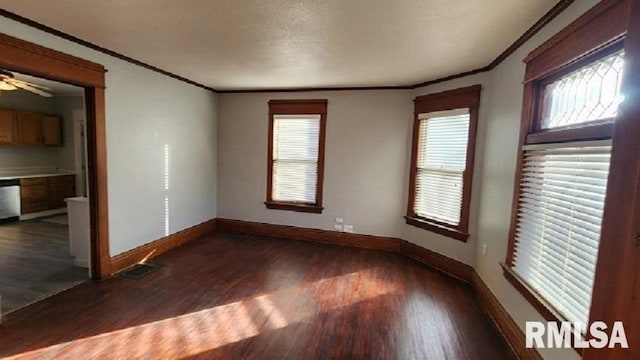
0,109 -> 62,147
16,111 -> 42,145
41,116 -> 62,146
0,109 -> 17,145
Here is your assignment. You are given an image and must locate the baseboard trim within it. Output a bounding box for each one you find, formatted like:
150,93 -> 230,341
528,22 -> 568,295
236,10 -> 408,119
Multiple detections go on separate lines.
399,240 -> 473,282
471,270 -> 542,360
216,218 -> 472,282
110,218 -> 217,275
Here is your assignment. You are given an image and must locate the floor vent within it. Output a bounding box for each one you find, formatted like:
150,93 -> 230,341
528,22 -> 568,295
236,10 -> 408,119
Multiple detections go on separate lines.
121,263 -> 160,279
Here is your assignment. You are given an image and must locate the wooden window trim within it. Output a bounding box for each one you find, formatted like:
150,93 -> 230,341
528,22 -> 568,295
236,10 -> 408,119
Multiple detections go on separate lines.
406,85 -> 481,242
523,0 -> 628,83
525,121 -> 614,144
266,99 -> 327,213
264,201 -> 323,213
501,264 -> 561,322
403,216 -> 469,241
503,0 -> 631,332
584,0 -> 640,357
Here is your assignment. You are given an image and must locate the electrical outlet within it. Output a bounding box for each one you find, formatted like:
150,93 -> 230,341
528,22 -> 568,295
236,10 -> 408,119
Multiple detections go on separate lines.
482,243 -> 488,256
334,224 -> 343,231
335,218 -> 344,223
343,225 -> 354,233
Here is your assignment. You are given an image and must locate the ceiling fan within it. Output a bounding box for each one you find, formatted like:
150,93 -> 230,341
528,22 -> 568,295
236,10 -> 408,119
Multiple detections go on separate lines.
0,70 -> 53,97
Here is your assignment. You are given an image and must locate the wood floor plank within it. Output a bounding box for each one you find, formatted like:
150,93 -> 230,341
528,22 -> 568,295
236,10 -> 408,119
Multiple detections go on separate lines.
0,218 -> 88,313
0,232 -> 515,359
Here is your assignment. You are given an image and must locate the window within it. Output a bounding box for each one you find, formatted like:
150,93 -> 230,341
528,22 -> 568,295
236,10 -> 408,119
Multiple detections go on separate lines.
265,99 -> 327,213
503,8 -> 627,327
406,85 -> 481,241
512,143 -> 611,325
540,49 -> 624,129
414,110 -> 470,225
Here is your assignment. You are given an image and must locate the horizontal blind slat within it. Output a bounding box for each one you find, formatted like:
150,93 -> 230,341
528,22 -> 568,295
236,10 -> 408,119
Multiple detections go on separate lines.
512,145 -> 611,325
272,115 -> 321,203
414,111 -> 470,226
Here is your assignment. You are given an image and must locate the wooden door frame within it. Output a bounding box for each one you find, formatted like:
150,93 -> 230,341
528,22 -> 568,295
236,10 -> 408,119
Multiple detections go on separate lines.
0,32 -> 110,279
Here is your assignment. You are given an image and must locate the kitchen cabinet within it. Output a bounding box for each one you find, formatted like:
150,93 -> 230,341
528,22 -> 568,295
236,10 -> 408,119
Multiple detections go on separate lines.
20,177 -> 49,214
49,175 -> 76,209
20,175 -> 76,214
0,109 -> 62,147
0,109 -> 17,145
41,116 -> 62,146
16,111 -> 43,145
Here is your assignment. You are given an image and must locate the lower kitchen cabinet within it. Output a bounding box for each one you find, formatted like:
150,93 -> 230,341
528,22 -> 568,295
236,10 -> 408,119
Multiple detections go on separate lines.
20,175 -> 76,214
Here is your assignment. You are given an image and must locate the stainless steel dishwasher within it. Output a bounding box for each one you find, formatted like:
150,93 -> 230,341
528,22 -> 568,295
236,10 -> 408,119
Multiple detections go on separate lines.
0,179 -> 20,223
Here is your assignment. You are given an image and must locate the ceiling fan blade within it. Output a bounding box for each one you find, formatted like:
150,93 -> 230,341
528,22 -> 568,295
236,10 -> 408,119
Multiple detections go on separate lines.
10,81 -> 53,97
0,80 -> 18,90
8,78 -> 51,90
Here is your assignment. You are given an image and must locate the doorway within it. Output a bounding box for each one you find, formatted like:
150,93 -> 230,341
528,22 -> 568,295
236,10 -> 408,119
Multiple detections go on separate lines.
0,32 -> 110,293
0,71 -> 92,314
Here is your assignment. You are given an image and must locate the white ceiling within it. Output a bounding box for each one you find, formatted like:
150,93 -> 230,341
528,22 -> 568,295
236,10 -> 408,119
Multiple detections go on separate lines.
12,72 -> 84,96
0,0 -> 558,90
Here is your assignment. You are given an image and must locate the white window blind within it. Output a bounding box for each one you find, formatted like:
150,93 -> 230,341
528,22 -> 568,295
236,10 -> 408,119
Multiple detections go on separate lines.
512,144 -> 611,326
272,114 -> 320,203
414,109 -> 470,225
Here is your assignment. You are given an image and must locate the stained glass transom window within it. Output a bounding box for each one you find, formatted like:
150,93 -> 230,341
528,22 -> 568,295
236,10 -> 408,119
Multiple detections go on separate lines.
540,50 -> 624,129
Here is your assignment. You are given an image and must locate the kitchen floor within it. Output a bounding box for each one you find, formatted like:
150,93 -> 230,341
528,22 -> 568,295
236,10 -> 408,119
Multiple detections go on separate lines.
0,215 -> 87,314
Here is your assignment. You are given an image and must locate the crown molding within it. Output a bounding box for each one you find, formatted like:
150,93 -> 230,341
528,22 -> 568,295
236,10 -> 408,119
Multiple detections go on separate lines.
0,9 -> 218,93
1,0 -> 574,94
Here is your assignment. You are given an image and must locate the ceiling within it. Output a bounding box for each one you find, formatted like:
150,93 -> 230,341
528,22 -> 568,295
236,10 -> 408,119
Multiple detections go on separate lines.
11,72 -> 84,96
0,0 -> 558,91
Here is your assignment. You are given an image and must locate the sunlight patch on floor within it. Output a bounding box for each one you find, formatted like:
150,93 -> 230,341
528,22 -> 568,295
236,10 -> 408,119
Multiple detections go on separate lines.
6,268 -> 398,359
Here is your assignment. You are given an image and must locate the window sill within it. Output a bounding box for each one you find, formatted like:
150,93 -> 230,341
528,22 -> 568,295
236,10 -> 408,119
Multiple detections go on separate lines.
403,216 -> 468,242
503,264 -> 587,355
501,263 -> 563,322
265,201 -> 323,214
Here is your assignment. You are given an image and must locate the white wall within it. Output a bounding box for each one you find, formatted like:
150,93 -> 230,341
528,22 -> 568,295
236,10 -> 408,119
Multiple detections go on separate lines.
218,90 -> 412,238
0,19 -> 218,256
217,81 -> 488,266
53,95 -> 83,170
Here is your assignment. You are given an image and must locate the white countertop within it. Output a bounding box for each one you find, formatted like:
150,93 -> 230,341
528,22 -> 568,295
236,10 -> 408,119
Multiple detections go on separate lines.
0,171 -> 76,180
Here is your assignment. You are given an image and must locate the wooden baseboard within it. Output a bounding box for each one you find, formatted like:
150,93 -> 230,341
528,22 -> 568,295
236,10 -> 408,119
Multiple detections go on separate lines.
217,218 -> 399,252
471,270 -> 542,360
110,218 -> 217,275
399,240 -> 473,282
216,218 -> 472,282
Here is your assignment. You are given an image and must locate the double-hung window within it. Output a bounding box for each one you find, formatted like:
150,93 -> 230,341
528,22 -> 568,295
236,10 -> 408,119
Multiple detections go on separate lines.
265,99 -> 327,213
503,36 -> 625,327
406,85 -> 481,241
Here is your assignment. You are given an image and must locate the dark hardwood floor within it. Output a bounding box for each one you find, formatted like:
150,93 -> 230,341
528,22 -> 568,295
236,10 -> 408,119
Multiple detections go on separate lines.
0,217 -> 88,314
0,232 -> 515,359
